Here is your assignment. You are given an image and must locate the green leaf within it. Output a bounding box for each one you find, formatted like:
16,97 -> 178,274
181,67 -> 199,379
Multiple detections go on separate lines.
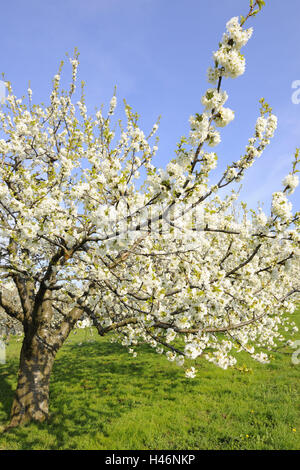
206,91 -> 214,100
257,0 -> 266,10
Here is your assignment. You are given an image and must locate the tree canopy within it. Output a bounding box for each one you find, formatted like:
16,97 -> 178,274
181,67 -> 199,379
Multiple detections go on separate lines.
0,0 -> 299,427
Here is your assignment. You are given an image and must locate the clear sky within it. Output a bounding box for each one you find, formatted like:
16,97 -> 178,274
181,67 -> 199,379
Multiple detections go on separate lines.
1,0 -> 300,212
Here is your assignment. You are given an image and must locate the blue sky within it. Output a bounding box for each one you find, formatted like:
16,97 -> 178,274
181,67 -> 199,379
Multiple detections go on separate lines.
1,0 -> 300,212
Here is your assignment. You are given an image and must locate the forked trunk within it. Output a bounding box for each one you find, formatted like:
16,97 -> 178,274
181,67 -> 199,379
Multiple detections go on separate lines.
8,333 -> 57,428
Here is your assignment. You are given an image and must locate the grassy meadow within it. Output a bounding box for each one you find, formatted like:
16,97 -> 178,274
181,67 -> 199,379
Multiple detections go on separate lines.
0,309 -> 299,450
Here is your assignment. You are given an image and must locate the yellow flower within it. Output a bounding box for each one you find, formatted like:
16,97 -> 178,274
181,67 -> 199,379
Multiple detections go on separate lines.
292,428 -> 296,433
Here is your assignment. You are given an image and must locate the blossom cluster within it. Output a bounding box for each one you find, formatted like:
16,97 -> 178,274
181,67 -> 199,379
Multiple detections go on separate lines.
207,16 -> 252,83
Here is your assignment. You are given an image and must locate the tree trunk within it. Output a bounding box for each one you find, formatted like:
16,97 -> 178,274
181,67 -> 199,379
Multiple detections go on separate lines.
7,333 -> 57,428
5,301 -> 83,429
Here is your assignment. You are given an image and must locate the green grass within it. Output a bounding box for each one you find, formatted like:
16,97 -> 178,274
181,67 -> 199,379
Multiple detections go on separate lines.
0,310 -> 299,450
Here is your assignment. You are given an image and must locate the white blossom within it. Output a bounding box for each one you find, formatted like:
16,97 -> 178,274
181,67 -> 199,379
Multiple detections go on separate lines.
282,173 -> 299,194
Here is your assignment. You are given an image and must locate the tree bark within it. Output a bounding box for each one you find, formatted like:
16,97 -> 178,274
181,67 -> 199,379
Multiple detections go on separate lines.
5,303 -> 84,429
7,332 -> 57,428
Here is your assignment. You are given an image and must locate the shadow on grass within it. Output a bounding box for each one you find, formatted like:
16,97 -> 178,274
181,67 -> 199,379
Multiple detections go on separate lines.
1,338 -> 189,449
50,340 -> 194,449
0,360 -> 19,425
